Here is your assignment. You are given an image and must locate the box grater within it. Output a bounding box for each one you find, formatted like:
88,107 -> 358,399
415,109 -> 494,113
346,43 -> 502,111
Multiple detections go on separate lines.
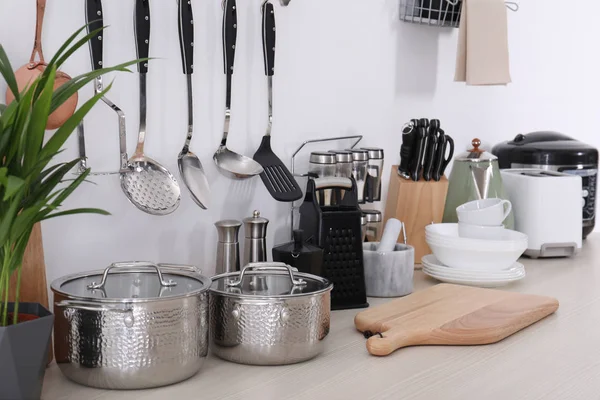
299,177 -> 368,310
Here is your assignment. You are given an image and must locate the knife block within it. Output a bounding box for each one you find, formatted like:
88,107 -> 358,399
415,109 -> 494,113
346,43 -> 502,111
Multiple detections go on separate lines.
382,166 -> 448,268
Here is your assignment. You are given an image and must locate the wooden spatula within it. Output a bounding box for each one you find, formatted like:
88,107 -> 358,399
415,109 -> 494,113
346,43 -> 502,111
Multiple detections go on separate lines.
355,284 -> 559,356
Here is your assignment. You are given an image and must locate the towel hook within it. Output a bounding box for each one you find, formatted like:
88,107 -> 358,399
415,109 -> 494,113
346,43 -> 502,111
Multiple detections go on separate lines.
445,0 -> 519,12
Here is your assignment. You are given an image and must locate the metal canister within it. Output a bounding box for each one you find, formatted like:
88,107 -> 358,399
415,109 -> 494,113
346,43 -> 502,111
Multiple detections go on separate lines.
214,220 -> 242,274
363,210 -> 382,242
309,152 -> 337,205
329,150 -> 353,178
348,149 -> 369,204
243,210 -> 269,266
361,147 -> 384,202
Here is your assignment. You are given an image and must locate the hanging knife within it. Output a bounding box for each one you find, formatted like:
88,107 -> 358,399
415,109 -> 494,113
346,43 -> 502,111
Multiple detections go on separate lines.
409,119 -> 428,182
397,122 -> 415,179
422,119 -> 439,181
432,129 -> 455,181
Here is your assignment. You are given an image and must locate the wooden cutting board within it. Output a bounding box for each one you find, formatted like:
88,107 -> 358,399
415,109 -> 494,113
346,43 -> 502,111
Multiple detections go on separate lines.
354,283 -> 559,356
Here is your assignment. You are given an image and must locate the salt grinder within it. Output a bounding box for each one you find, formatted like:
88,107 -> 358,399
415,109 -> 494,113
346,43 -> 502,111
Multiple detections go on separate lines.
214,220 -> 242,274
243,210 -> 269,266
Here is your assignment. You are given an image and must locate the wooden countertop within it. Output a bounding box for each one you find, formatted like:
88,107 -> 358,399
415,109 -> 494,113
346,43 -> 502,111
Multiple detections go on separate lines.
42,235 -> 600,400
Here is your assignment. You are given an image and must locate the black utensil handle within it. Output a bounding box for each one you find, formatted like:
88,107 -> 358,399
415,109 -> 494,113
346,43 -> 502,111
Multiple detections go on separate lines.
223,0 -> 237,75
86,0 -> 103,71
135,0 -> 150,73
440,135 -> 455,176
178,0 -> 194,75
262,1 -> 275,76
423,136 -> 437,181
410,130 -> 426,182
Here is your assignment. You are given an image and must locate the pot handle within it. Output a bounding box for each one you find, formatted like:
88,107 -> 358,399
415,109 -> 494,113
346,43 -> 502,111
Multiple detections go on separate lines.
87,262 -> 177,290
227,262 -> 307,288
55,300 -> 132,313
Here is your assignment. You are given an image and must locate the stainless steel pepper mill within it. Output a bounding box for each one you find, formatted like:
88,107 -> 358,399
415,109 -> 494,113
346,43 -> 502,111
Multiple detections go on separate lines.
215,219 -> 242,274
243,210 -> 269,266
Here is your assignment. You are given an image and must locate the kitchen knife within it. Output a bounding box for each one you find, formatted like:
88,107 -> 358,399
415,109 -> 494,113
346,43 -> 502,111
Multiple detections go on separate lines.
397,123 -> 415,179
409,119 -> 428,182
438,132 -> 454,178
422,119 -> 439,181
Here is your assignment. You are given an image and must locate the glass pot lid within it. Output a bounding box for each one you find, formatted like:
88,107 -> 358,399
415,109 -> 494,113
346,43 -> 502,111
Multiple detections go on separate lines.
455,138 -> 498,162
51,262 -> 211,302
211,262 -> 332,298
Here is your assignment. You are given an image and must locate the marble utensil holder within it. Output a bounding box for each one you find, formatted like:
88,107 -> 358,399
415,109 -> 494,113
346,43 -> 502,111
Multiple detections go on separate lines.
363,243 -> 414,298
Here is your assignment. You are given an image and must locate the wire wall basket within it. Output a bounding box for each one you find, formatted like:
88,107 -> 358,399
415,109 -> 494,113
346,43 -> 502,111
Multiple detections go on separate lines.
399,0 -> 519,28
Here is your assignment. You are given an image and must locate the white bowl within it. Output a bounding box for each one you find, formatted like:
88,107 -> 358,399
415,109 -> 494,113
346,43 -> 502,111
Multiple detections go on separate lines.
425,225 -> 527,271
426,223 -> 528,251
426,234 -> 527,252
458,222 -> 505,240
426,240 -> 526,271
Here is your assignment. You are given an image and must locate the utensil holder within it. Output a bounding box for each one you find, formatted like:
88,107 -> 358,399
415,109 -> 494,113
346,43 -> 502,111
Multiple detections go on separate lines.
382,166 -> 448,268
363,243 -> 414,297
398,0 -> 518,28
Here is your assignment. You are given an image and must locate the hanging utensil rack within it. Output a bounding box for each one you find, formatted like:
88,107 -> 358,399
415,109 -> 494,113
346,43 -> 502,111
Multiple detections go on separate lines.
399,0 -> 519,28
289,135 -> 363,239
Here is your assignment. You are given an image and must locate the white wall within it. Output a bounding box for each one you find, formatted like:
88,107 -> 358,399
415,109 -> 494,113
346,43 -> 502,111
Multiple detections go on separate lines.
1,0 -> 599,285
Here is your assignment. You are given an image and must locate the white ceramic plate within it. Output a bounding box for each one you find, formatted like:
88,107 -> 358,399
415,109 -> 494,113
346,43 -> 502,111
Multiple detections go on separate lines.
422,265 -> 526,281
421,255 -> 525,278
422,267 -> 526,288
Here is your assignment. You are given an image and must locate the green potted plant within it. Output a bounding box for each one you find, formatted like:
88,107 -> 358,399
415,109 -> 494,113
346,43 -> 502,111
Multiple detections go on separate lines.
0,25 -> 139,400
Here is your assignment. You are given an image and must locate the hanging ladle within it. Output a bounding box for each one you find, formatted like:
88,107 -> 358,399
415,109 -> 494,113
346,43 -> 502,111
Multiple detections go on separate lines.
176,0 -> 210,209
213,0 -> 264,180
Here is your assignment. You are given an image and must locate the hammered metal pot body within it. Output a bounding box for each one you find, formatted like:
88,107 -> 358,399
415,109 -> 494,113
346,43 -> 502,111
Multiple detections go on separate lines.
53,292 -> 209,389
209,291 -> 330,365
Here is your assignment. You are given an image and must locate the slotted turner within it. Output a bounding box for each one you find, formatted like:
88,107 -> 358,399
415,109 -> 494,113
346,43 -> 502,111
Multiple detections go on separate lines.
253,1 -> 302,202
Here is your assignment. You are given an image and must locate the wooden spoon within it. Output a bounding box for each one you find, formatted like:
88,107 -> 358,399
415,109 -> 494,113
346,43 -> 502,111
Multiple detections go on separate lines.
5,0 -> 78,130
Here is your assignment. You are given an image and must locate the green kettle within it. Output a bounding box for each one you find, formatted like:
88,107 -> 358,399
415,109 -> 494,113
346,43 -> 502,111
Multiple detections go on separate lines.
442,139 -> 514,229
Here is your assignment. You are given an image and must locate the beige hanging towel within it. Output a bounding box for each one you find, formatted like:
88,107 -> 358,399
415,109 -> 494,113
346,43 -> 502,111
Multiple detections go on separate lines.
454,0 -> 511,86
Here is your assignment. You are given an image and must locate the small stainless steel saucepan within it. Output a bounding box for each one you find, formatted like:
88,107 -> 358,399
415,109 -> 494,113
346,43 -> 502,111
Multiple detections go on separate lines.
210,262 -> 333,366
51,262 -> 210,390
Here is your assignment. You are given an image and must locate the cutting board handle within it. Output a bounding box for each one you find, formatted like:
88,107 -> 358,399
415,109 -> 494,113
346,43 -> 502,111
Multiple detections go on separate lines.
366,329 -> 423,356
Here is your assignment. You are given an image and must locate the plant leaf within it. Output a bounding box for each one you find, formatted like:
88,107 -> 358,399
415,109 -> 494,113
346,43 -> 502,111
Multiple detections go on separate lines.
3,176 -> 25,200
0,45 -> 20,102
24,66 -> 55,173
42,208 -> 110,221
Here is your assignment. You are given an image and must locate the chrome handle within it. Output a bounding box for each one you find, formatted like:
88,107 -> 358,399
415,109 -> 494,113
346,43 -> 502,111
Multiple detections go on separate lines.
55,300 -> 132,313
87,262 -> 177,290
227,262 -> 306,287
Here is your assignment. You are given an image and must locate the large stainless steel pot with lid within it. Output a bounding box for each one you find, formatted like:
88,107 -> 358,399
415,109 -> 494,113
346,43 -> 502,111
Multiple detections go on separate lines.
210,262 -> 333,365
51,262 -> 211,389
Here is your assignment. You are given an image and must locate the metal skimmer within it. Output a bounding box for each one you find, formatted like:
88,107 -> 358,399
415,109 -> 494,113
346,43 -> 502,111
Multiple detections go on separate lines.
122,0 -> 181,215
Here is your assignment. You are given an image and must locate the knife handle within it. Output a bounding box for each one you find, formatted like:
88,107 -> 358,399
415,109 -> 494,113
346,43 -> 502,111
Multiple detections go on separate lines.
398,125 -> 414,179
410,128 -> 426,182
134,0 -> 150,73
223,0 -> 237,75
178,0 -> 194,75
262,1 -> 275,77
422,135 -> 437,181
85,0 -> 103,71
439,135 -> 455,178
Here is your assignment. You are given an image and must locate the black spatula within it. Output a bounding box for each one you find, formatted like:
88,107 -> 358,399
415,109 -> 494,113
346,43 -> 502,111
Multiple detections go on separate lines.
253,1 -> 302,202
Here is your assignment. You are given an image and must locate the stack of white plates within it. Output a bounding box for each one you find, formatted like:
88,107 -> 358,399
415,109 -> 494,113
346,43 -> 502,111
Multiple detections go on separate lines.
422,254 -> 526,287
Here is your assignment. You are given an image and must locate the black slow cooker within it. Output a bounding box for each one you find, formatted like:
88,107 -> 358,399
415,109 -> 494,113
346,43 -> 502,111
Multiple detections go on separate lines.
492,131 -> 598,239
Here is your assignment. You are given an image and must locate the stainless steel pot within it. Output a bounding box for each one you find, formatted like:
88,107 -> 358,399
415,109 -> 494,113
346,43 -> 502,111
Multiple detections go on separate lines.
209,262 -> 332,366
51,262 -> 211,389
